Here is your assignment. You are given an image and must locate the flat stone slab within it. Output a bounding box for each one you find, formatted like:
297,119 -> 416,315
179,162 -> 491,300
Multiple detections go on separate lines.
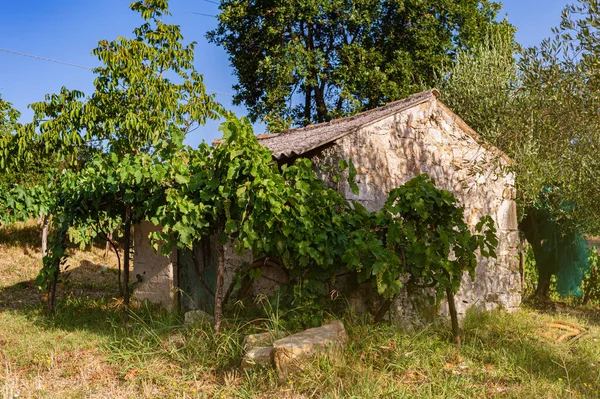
272,320 -> 347,379
241,346 -> 274,369
243,331 -> 288,350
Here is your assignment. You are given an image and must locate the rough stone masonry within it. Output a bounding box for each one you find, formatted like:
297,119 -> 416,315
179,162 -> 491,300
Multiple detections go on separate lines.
133,89 -> 521,320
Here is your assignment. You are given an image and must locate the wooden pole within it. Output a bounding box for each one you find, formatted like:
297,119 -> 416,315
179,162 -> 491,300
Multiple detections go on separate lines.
41,214 -> 49,257
213,230 -> 225,333
123,205 -> 132,308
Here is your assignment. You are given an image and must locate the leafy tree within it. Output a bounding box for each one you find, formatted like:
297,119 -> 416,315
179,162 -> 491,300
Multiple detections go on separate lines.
0,96 -> 58,257
29,0 -> 222,313
0,97 -> 48,186
436,25 -> 519,151
439,0 -> 600,299
208,0 -> 509,131
0,96 -> 20,159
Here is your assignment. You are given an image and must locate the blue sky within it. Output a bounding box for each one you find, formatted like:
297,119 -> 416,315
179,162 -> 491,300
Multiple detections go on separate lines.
0,0 -> 569,147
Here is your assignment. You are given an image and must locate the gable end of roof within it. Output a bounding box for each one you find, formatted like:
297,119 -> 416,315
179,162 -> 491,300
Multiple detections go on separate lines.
259,89 -> 440,159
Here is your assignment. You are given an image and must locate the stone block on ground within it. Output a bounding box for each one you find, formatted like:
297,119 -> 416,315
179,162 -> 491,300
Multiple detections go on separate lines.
272,320 -> 347,380
240,346 -> 274,369
183,309 -> 215,327
243,331 -> 288,350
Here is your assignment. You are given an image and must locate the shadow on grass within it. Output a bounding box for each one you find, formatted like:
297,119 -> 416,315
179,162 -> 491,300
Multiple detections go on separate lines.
459,310 -> 599,396
523,296 -> 600,327
0,221 -> 121,252
0,259 -> 129,336
0,222 -> 42,249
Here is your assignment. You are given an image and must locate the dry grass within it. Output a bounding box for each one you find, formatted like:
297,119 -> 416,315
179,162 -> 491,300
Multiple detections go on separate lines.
1,221 -> 600,398
0,220 -> 121,308
0,220 -> 134,398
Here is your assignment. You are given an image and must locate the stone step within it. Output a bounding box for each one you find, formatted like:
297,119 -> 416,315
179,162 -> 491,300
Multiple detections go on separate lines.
272,320 -> 347,380
241,346 -> 274,369
243,330 -> 288,350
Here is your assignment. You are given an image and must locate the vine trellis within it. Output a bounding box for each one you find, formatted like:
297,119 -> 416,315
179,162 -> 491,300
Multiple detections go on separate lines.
0,0 -> 497,341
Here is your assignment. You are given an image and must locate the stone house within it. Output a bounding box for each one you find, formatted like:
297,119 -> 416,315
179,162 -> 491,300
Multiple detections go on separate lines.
133,89 -> 521,319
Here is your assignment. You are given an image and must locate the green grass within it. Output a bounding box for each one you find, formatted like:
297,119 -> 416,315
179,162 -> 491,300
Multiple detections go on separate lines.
2,295 -> 599,398
1,222 -> 600,398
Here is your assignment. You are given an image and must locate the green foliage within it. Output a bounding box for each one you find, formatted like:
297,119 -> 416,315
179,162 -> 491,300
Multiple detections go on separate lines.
438,24 -> 519,150
18,1 -> 222,165
150,116 -> 354,323
441,0 -> 600,236
582,247 -> 600,305
0,96 -> 55,196
516,0 -> 600,234
0,183 -> 54,226
0,96 -> 21,170
28,0 -> 223,297
344,174 -> 497,300
209,0 -> 509,130
440,0 -> 600,298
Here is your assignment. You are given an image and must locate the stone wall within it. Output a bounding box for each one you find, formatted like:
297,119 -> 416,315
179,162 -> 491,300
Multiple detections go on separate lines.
310,99 -> 521,319
132,98 -> 521,318
133,226 -> 261,311
132,221 -> 178,309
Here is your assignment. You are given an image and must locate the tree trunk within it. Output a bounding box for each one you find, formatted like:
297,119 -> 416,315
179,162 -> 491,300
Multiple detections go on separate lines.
581,266 -> 598,305
535,269 -> 552,300
520,209 -> 553,301
41,214 -> 49,257
47,272 -> 58,316
306,23 -> 329,124
174,249 -> 181,314
123,205 -> 132,308
104,232 -> 112,259
46,228 -> 67,316
446,287 -> 461,345
304,84 -> 313,126
213,231 -> 225,333
582,284 -> 591,305
104,231 -> 122,296
314,83 -> 329,123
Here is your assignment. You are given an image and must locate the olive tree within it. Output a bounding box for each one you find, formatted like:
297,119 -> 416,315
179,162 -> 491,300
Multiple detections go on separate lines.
440,0 -> 600,298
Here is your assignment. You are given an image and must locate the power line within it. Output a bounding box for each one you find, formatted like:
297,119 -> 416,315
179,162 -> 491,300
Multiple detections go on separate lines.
207,89 -> 234,96
171,8 -> 217,18
0,48 -> 92,70
200,0 -> 220,5
0,47 -> 232,96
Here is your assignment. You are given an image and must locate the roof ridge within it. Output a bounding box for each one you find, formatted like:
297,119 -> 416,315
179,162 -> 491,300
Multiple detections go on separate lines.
257,89 -> 440,159
273,89 -> 439,137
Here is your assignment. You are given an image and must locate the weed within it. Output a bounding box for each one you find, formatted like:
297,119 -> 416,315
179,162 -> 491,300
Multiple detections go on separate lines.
2,222 -> 600,398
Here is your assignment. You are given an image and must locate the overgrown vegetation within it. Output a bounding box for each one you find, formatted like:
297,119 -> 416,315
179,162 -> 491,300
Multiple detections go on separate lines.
1,225 -> 599,398
0,0 -> 497,340
439,0 -> 600,299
